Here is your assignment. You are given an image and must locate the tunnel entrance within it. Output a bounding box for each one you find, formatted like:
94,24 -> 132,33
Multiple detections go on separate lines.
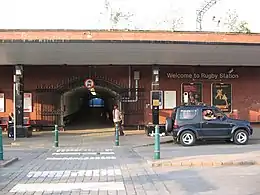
35,74 -> 146,131
63,86 -> 119,130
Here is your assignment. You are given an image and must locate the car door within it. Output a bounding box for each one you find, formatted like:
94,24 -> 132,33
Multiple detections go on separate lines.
200,108 -> 232,137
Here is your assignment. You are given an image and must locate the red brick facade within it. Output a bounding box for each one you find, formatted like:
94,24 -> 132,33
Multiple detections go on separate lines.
0,65 -> 260,124
1,30 -> 260,125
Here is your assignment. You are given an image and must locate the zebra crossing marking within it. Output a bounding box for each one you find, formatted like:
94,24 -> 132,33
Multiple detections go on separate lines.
10,182 -> 125,192
52,151 -> 115,156
26,169 -> 122,178
56,148 -> 113,152
46,156 -> 116,160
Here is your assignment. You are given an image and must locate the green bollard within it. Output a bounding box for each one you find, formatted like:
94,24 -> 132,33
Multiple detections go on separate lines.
115,123 -> 119,146
54,125 -> 59,147
0,127 -> 3,160
154,125 -> 160,160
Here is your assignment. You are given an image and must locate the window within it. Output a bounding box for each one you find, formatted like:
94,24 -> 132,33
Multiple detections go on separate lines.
179,109 -> 198,120
202,109 -> 217,120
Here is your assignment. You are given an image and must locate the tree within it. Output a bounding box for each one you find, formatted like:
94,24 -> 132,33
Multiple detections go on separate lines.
100,0 -> 133,30
157,15 -> 183,31
170,17 -> 183,31
223,10 -> 251,33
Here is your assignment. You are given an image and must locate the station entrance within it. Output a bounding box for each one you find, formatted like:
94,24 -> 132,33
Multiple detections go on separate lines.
34,75 -> 146,130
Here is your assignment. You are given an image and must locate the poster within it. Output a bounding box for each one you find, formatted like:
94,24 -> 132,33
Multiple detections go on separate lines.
0,93 -> 4,112
164,91 -> 176,109
150,90 -> 163,109
181,83 -> 202,105
24,93 -> 32,112
211,83 -> 232,113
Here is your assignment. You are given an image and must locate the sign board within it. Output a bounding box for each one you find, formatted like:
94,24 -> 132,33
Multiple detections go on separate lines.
164,91 -> 176,109
150,90 -> 163,109
181,83 -> 203,104
0,93 -> 4,112
24,93 -> 32,112
211,83 -> 232,113
84,79 -> 94,89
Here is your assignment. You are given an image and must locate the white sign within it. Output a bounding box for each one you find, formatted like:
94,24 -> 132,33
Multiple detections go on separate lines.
84,79 -> 94,89
0,93 -> 4,112
24,93 -> 32,112
164,91 -> 176,109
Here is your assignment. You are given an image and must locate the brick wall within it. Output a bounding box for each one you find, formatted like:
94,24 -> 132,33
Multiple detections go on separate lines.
0,65 -> 259,124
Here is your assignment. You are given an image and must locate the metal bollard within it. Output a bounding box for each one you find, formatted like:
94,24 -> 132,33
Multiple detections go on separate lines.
115,123 -> 119,146
0,127 -> 3,160
154,125 -> 160,160
54,125 -> 59,147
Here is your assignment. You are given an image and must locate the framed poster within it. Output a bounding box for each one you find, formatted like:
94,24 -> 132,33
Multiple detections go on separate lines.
164,91 -> 176,109
150,90 -> 163,109
24,93 -> 32,112
0,93 -> 4,112
181,83 -> 203,105
211,83 -> 232,113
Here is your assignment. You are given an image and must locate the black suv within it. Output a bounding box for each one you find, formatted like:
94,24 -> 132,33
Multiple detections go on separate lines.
165,105 -> 253,146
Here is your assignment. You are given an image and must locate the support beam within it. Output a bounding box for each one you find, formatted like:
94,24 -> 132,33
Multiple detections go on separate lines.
13,65 -> 24,140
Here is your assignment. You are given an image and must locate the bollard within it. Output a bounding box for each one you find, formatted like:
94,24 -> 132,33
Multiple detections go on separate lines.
154,125 -> 160,160
115,123 -> 119,146
54,125 -> 59,147
0,127 -> 3,160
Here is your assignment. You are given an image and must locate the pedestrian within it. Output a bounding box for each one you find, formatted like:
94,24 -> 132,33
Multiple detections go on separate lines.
112,105 -> 125,136
8,112 -> 14,124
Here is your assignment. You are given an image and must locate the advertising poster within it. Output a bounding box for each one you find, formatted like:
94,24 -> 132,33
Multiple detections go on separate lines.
24,93 -> 32,112
0,93 -> 4,112
211,83 -> 232,112
181,83 -> 202,105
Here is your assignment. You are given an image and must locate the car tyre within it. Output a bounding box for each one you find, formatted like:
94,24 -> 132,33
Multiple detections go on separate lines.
165,117 -> 173,133
179,130 -> 196,146
233,129 -> 249,145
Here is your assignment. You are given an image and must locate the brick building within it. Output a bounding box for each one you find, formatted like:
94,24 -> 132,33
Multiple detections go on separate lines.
0,30 -> 260,129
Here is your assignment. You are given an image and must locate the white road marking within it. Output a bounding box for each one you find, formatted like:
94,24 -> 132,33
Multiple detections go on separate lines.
26,169 -> 122,178
10,182 -> 125,192
56,149 -> 113,152
52,151 -> 115,155
45,156 -> 116,160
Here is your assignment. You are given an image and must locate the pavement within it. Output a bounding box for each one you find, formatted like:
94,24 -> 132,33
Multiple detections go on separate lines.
1,129 -> 260,194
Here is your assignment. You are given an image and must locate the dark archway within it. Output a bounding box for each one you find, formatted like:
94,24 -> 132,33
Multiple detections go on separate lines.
34,76 -> 140,129
61,85 -> 120,130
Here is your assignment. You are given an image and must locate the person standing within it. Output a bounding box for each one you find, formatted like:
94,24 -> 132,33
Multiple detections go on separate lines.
112,105 -> 125,136
8,112 -> 14,124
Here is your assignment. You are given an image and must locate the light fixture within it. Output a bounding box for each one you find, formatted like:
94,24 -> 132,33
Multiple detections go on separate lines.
90,88 -> 96,96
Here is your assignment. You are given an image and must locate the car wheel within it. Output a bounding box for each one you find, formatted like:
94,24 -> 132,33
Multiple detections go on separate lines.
165,117 -> 173,133
179,130 -> 196,146
233,129 -> 249,145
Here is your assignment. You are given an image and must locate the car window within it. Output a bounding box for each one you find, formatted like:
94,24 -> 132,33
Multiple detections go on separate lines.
179,109 -> 198,120
213,108 -> 226,118
202,109 -> 217,120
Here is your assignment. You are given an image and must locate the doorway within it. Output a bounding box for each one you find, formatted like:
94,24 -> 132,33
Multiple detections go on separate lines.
62,86 -> 119,130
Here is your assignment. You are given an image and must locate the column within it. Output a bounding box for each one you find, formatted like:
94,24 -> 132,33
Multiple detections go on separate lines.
13,65 -> 24,139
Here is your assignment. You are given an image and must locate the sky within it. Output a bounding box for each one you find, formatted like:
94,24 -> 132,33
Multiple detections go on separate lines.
0,0 -> 259,32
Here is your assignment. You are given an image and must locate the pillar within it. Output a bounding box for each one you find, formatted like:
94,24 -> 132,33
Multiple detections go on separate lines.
13,65 -> 24,139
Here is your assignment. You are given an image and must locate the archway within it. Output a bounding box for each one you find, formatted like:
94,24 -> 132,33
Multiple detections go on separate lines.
62,85 -> 120,130
35,75 -> 145,130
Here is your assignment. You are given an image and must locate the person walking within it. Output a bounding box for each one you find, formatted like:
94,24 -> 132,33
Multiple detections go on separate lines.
112,105 -> 125,136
